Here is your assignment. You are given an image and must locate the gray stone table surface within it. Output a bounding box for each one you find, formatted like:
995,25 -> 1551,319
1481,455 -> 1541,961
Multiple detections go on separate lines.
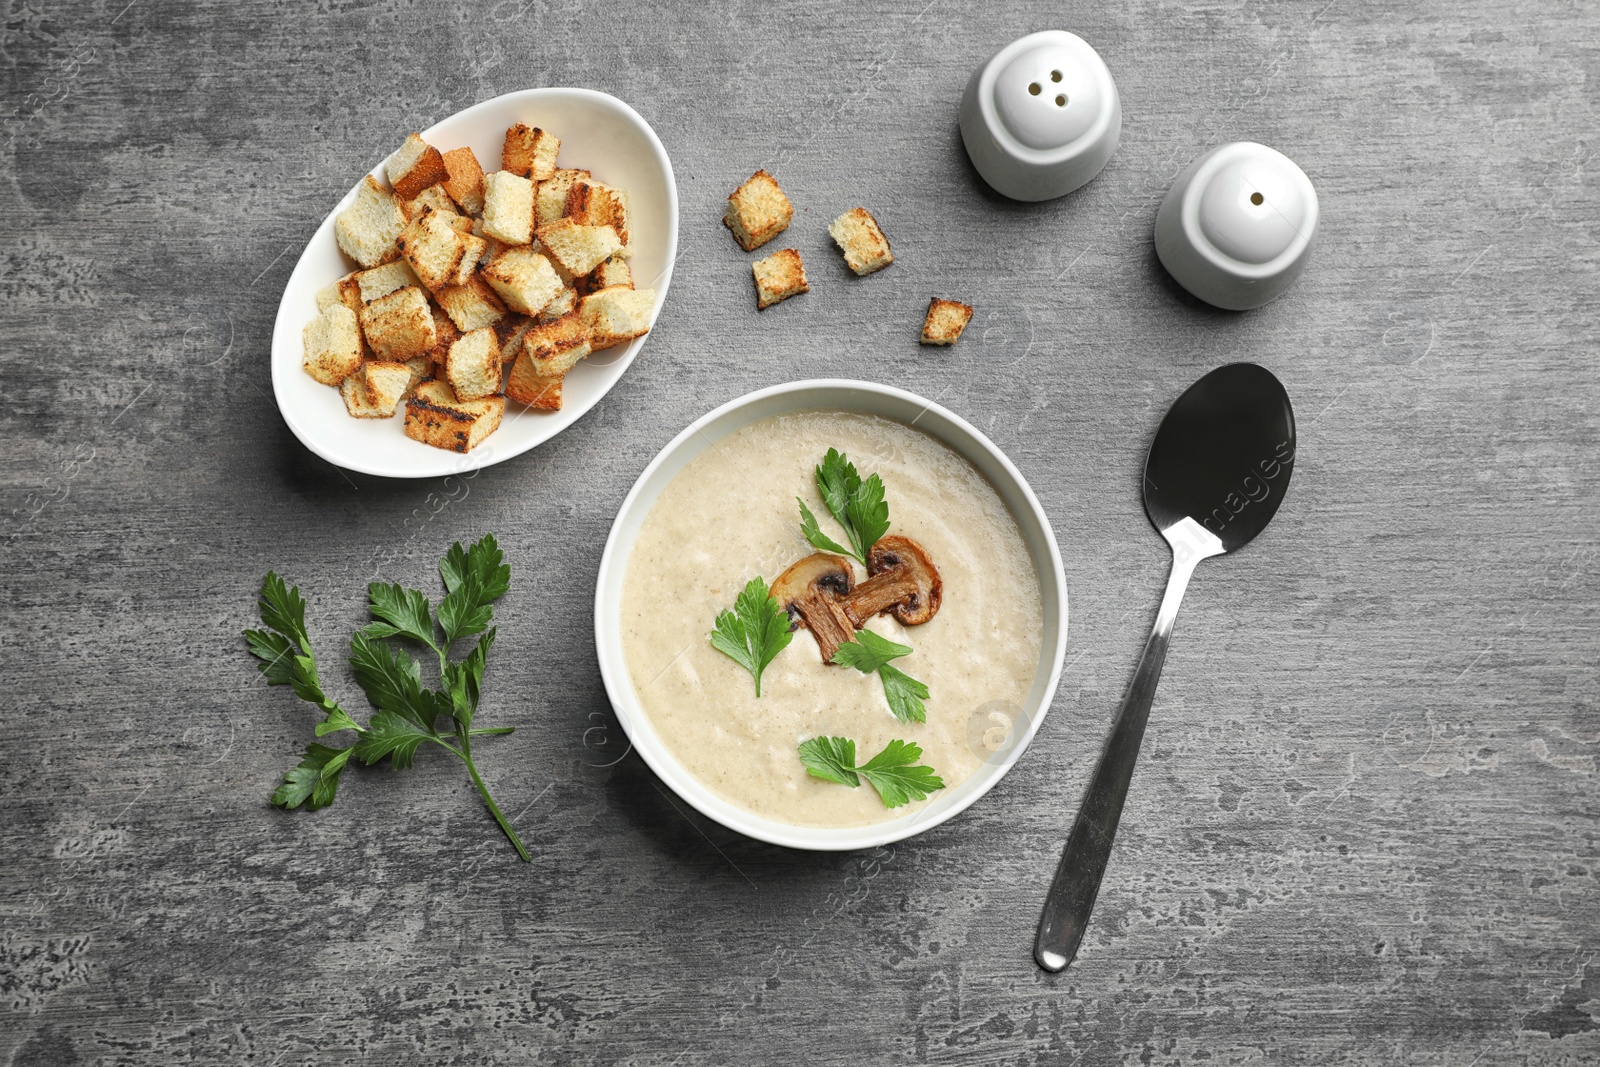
2,1 -> 1596,1064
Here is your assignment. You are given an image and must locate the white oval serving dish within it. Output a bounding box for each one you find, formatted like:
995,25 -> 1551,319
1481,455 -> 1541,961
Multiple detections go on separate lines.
270,88 -> 679,478
594,379 -> 1070,851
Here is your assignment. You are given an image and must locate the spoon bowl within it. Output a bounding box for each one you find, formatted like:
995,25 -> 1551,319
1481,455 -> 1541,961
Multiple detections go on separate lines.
1035,362 -> 1295,971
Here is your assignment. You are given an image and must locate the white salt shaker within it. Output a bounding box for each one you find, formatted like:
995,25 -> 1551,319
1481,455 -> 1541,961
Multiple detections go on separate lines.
959,30 -> 1121,201
1154,141 -> 1319,310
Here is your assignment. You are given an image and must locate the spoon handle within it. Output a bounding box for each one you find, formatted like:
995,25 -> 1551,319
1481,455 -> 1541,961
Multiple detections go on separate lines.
1035,531 -> 1214,972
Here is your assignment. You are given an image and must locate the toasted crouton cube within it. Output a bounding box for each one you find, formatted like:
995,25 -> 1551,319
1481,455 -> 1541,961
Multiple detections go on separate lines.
481,170 -> 535,245
397,208 -> 478,292
920,298 -> 973,346
335,176 -> 407,268
536,218 -> 623,277
351,260 -> 421,304
339,360 -> 412,417
402,356 -> 431,396
470,217 -> 506,266
505,315 -> 592,409
580,254 -> 632,295
539,285 -> 578,321
566,179 -> 631,247
445,327 -> 502,400
494,314 -> 535,363
435,276 -> 507,332
535,168 -> 589,228
751,249 -> 808,309
386,133 -> 449,200
403,184 -> 458,222
405,380 -> 505,452
480,247 -> 563,316
724,170 -> 793,251
315,273 -> 355,312
360,286 -> 436,360
578,286 -> 655,350
302,305 -> 363,385
502,124 -> 560,181
828,207 -> 894,276
440,147 -> 486,216
423,304 -> 461,366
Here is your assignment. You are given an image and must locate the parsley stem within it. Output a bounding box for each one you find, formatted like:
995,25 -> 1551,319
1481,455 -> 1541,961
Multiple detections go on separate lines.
454,722 -> 532,863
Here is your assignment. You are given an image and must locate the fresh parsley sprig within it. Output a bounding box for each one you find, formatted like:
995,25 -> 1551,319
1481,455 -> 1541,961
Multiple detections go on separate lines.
798,448 -> 889,564
798,736 -> 945,808
244,534 -> 531,862
831,630 -> 930,723
709,576 -> 794,697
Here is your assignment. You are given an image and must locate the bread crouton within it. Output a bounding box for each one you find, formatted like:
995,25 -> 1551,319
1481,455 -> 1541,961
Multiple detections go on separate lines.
360,286 -> 436,360
536,218 -> 622,276
386,133 -> 449,200
405,379 -> 505,452
423,304 -> 462,366
302,304 -> 363,385
480,247 -> 563,315
435,276 -> 507,332
397,208 -> 479,292
401,356 -> 431,397
339,360 -> 412,418
536,168 -> 589,228
445,327 -> 502,400
566,179 -> 630,247
439,146 -> 486,216
920,298 -> 973,345
538,285 -> 578,321
502,123 -> 560,181
335,176 -> 407,268
470,217 -> 506,266
481,170 -> 535,245
403,184 -> 458,221
578,286 -> 655,350
751,249 -> 808,309
315,273 -> 356,312
351,260 -> 421,303
724,170 -> 793,251
493,314 -> 535,363
580,254 -> 632,296
505,315 -> 592,410
828,207 -> 893,276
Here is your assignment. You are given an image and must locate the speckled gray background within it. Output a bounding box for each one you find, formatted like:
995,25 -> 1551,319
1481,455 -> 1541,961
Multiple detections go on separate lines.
2,1 -> 1596,1064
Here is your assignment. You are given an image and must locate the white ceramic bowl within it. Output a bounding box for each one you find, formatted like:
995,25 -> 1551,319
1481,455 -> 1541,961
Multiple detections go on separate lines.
594,380 -> 1070,851
270,88 -> 679,478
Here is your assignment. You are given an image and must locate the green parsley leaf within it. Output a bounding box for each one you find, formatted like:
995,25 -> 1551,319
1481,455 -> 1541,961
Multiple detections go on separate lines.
271,743 -> 351,810
831,631 -> 929,724
438,534 -> 510,642
244,628 -> 296,686
257,572 -> 310,651
314,707 -> 363,737
709,576 -> 794,697
878,664 -> 929,724
443,628 -> 496,726
798,498 -> 854,557
798,736 -> 860,787
796,737 -> 944,808
802,450 -> 891,563
857,739 -> 945,808
366,583 -> 438,648
830,629 -> 913,673
352,710 -> 433,770
347,630 -> 437,733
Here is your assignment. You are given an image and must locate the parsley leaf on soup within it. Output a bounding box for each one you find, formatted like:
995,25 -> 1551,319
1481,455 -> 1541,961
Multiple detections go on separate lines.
797,736 -> 944,809
831,630 -> 930,724
709,576 -> 794,697
801,449 -> 890,563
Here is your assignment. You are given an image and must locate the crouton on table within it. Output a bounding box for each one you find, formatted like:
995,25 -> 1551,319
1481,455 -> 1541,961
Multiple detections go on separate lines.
751,249 -> 808,309
828,207 -> 893,275
724,169 -> 793,251
920,298 -> 973,346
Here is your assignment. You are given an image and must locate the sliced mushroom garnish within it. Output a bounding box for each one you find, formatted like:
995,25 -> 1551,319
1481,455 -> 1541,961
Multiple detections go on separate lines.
769,553 -> 858,664
841,535 -> 942,628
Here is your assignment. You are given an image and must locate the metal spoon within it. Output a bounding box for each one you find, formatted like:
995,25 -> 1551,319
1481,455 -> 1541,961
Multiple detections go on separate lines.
1035,362 -> 1296,972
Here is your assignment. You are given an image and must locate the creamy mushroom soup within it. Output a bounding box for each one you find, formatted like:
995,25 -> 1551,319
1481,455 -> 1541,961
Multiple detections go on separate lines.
620,411 -> 1044,828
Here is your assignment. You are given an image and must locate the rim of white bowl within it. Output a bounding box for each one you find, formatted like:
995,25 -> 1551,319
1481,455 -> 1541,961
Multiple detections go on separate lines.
270,87 -> 679,478
593,378 -> 1070,851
